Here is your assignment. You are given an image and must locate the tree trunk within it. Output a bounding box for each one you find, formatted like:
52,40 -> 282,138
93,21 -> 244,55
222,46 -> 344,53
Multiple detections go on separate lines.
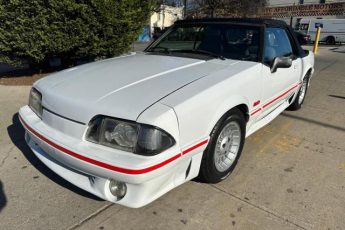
211,7 -> 215,18
183,0 -> 187,18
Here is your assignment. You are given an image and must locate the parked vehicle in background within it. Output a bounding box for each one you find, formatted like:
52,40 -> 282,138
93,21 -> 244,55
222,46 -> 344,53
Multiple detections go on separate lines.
294,30 -> 311,45
297,19 -> 345,45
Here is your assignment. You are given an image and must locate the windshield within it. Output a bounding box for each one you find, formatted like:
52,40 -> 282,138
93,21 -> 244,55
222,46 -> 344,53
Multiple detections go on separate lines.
146,24 -> 261,62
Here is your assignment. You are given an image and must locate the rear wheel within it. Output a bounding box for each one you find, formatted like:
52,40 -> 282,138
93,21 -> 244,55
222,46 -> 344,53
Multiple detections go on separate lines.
287,76 -> 309,111
198,108 -> 246,183
326,36 -> 336,45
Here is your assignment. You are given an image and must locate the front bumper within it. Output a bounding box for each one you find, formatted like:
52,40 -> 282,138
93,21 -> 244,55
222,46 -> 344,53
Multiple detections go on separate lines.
19,106 -> 208,207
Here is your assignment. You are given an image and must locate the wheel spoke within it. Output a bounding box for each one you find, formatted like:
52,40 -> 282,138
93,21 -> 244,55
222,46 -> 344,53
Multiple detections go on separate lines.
214,121 -> 241,172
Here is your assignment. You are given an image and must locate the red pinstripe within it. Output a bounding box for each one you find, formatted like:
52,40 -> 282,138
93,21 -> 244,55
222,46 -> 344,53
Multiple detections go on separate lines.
250,108 -> 262,116
19,115 -> 208,175
263,83 -> 301,109
250,82 -> 301,116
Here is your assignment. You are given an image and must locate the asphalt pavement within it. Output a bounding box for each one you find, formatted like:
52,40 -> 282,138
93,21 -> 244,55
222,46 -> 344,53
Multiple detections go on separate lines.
0,46 -> 344,230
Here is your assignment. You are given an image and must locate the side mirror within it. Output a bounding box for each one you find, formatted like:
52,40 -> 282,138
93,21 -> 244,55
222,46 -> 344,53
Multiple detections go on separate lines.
271,56 -> 292,73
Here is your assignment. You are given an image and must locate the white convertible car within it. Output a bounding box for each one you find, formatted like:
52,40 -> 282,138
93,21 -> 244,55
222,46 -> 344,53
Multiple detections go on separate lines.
19,19 -> 314,208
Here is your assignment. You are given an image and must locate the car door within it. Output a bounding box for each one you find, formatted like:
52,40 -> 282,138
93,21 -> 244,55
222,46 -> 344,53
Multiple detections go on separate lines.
259,27 -> 302,119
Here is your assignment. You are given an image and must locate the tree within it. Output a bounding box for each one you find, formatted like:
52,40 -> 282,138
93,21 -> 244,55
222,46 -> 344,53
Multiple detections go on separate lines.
235,0 -> 267,17
0,0 -> 156,67
195,0 -> 224,17
154,0 -> 182,12
193,0 -> 267,18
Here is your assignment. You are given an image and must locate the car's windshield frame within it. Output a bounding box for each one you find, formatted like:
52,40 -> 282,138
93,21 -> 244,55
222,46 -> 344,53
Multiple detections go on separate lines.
145,22 -> 266,63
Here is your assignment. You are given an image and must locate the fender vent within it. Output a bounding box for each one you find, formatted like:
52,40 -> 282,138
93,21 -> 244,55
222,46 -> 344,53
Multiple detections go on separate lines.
288,93 -> 296,104
185,160 -> 192,179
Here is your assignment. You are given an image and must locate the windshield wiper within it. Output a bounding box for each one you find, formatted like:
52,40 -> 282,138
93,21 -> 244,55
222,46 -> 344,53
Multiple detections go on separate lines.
169,49 -> 226,60
146,47 -> 226,60
146,46 -> 170,53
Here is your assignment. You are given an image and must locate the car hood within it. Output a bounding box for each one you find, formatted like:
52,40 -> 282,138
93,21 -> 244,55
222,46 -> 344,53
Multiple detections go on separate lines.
35,53 -> 236,123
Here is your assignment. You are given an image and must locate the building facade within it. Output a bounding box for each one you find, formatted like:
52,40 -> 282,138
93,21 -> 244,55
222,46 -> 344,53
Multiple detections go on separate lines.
264,0 -> 345,28
150,5 -> 184,30
138,5 -> 183,42
269,0 -> 344,7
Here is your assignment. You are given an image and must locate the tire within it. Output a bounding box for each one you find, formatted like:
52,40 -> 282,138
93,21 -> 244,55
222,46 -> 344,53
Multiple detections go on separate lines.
287,76 -> 309,111
326,36 -> 336,45
198,108 -> 246,183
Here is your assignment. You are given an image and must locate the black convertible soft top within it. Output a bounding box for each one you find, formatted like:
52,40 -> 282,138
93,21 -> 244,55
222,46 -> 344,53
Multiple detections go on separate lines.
174,18 -> 307,58
175,18 -> 288,27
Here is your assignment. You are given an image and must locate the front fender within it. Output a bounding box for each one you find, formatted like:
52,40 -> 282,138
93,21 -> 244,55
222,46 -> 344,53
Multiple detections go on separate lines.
164,91 -> 251,150
161,62 -> 262,149
206,96 -> 250,136
136,103 -> 180,148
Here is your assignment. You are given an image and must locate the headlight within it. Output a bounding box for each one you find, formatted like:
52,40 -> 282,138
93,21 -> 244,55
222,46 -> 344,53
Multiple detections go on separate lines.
85,116 -> 175,155
29,87 -> 43,118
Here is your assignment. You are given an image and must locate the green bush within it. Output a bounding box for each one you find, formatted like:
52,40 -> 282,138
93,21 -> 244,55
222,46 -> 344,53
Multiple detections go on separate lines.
0,0 -> 155,66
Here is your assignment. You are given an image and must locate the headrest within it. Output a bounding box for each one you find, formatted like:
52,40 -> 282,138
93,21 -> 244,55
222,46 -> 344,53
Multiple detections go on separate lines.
265,32 -> 276,46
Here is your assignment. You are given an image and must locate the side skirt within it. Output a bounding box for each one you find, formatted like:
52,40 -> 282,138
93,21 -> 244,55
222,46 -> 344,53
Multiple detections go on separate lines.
246,100 -> 290,137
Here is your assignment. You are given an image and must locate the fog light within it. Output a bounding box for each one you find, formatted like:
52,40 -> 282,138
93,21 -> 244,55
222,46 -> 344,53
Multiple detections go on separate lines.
109,180 -> 127,200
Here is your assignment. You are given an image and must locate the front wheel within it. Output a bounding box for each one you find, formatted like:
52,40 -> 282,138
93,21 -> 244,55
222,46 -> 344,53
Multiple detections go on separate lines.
287,76 -> 309,111
198,109 -> 246,183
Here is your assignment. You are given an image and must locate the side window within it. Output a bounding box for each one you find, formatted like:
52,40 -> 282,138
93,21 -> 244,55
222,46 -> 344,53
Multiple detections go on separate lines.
264,28 -> 293,65
300,23 -> 309,30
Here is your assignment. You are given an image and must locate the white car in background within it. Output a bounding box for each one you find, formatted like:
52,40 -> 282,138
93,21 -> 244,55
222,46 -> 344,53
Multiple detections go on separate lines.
19,18 -> 314,208
298,18 -> 345,44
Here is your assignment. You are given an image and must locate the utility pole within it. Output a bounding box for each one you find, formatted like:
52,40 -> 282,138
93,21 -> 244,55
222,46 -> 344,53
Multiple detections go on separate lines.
183,0 -> 187,18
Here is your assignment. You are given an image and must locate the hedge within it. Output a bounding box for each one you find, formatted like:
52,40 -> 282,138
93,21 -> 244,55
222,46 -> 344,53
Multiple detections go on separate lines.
0,0 -> 156,67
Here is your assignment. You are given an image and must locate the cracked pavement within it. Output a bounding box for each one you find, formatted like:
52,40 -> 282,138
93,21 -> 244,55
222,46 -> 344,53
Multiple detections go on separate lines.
0,46 -> 344,230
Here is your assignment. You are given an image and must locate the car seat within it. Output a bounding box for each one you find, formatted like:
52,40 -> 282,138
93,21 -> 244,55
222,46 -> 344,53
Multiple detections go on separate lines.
264,31 -> 277,64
